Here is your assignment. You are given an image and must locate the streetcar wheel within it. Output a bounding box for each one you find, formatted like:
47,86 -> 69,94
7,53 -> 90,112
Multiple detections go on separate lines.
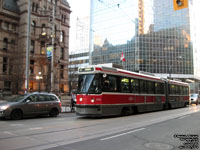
121,107 -> 132,116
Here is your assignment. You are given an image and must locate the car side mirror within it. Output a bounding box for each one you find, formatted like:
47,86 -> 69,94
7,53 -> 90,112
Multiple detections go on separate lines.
25,99 -> 31,103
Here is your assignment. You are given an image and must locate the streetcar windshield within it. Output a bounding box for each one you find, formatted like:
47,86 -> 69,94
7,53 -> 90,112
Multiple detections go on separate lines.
77,74 -> 101,94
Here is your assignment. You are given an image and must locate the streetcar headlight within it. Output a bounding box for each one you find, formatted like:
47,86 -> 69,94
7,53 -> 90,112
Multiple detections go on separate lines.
91,98 -> 95,103
80,98 -> 83,102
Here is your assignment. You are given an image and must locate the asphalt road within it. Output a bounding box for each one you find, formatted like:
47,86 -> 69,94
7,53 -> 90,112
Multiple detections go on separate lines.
51,110 -> 200,150
0,105 -> 200,150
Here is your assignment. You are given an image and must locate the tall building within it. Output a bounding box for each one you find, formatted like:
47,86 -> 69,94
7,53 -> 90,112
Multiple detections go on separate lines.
0,0 -> 71,94
69,17 -> 90,92
90,0 -> 200,92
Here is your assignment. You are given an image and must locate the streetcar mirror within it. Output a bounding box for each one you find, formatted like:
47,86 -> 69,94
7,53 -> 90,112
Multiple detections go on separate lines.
103,74 -> 107,78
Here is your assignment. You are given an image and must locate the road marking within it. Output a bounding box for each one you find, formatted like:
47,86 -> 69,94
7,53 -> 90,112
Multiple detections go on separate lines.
10,124 -> 24,127
178,115 -> 190,119
3,131 -> 17,136
29,127 -> 43,130
100,128 -> 146,141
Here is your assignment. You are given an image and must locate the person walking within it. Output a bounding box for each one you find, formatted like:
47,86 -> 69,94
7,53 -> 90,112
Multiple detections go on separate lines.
70,92 -> 76,112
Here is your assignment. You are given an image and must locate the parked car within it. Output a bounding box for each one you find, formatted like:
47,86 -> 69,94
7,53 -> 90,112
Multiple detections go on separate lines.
190,93 -> 199,105
0,92 -> 61,120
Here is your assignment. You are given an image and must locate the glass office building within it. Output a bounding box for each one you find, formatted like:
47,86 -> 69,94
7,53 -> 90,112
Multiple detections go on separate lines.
90,0 -> 200,85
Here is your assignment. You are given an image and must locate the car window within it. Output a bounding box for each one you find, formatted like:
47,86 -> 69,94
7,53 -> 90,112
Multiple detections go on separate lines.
27,95 -> 38,102
49,95 -> 58,101
38,95 -> 49,102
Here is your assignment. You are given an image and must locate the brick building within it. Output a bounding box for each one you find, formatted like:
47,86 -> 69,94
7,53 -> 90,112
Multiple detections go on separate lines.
0,0 -> 71,94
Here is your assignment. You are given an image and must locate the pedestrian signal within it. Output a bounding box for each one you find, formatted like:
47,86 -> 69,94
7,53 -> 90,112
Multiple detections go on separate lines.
173,0 -> 188,11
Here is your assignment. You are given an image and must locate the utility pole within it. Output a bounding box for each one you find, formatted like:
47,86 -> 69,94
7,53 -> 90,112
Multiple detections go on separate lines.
25,0 -> 31,93
51,0 -> 56,92
89,0 -> 93,65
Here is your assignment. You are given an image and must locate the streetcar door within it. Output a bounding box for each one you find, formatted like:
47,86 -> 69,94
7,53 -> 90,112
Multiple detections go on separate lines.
164,81 -> 169,104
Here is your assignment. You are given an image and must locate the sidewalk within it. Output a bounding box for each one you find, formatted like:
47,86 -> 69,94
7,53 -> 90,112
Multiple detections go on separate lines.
61,106 -> 76,113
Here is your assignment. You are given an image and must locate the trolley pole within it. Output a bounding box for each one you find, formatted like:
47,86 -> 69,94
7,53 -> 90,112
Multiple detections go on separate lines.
25,0 -> 31,93
50,0 -> 55,93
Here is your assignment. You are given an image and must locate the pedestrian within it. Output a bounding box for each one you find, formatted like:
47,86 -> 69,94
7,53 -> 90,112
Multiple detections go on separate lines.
70,92 -> 76,112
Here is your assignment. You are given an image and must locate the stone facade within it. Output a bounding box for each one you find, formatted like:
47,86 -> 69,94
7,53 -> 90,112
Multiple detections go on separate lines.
0,0 -> 71,94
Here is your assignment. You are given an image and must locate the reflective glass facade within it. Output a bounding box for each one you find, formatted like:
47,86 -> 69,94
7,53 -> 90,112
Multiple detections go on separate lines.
90,0 -> 200,80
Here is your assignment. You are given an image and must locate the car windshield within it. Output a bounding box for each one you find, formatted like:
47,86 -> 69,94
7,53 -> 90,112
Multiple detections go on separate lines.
190,94 -> 198,98
7,94 -> 27,102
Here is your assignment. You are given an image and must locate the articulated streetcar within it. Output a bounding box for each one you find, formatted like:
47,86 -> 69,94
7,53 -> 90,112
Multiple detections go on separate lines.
76,65 -> 190,117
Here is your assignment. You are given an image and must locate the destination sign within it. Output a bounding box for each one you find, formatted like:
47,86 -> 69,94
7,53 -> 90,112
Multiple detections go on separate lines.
79,67 -> 94,72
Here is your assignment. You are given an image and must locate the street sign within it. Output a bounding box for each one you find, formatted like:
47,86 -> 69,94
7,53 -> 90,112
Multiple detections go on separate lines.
47,46 -> 53,59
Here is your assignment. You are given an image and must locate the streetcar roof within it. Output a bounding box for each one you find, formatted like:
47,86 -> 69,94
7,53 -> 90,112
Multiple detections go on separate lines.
78,65 -> 162,82
78,65 -> 189,86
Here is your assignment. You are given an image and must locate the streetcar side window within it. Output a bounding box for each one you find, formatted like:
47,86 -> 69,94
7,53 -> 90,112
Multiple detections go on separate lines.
140,80 -> 147,94
175,85 -> 180,95
146,81 -> 155,94
131,79 -> 139,93
180,86 -> 183,95
102,75 -> 117,92
183,86 -> 189,95
155,82 -> 164,94
169,84 -> 180,95
169,84 -> 175,94
121,78 -> 130,93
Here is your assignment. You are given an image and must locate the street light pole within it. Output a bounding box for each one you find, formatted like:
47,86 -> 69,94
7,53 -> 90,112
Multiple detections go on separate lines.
51,0 -> 55,93
25,0 -> 31,93
89,0 -> 94,65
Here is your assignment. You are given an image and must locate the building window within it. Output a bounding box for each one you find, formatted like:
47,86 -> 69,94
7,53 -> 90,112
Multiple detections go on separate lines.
30,59 -> 35,65
4,22 -> 9,30
54,25 -> 57,37
61,14 -> 64,22
35,4 -> 38,13
41,41 -> 45,54
11,24 -> 17,32
60,65 -> 64,79
32,2 -> 35,12
4,81 -> 11,91
3,57 -> 8,73
30,60 -> 34,74
60,84 -> 64,93
30,40 -> 35,53
31,21 -> 36,34
3,38 -> 8,50
61,48 -> 64,59
30,66 -> 34,74
41,24 -> 46,35
11,39 -> 15,45
60,31 -> 64,43
64,15 -> 66,23
9,59 -> 13,75
0,20 -> 2,29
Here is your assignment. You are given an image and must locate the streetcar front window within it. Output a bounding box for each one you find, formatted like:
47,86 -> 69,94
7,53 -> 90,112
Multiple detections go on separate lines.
77,74 -> 101,94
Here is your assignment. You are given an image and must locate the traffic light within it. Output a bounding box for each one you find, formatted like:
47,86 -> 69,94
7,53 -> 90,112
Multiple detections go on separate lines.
173,0 -> 188,11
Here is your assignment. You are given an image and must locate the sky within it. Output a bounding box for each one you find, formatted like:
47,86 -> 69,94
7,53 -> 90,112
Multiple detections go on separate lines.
67,0 -> 90,52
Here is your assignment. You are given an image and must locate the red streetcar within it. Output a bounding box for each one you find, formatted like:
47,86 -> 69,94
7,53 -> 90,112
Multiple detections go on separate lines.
76,65 -> 190,117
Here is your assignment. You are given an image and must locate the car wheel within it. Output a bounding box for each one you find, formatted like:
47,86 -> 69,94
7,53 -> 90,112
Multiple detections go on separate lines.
49,108 -> 59,117
11,109 -> 23,120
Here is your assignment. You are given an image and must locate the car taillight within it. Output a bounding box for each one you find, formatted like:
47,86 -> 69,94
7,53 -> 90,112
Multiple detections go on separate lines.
59,102 -> 62,107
